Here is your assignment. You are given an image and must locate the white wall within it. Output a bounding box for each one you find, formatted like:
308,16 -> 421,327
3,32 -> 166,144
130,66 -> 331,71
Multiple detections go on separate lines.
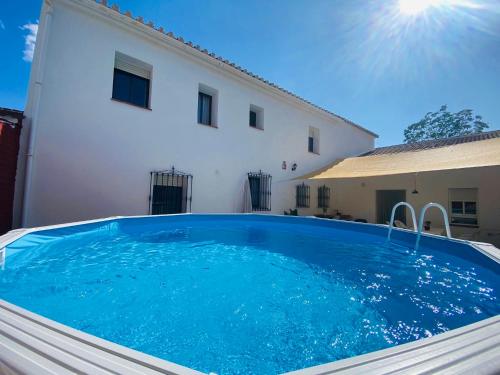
300,166 -> 500,246
20,0 -> 375,227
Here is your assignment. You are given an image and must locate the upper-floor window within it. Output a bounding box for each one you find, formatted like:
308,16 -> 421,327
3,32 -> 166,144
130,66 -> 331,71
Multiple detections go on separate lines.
198,92 -> 212,125
112,52 -> 151,109
249,104 -> 264,130
248,171 -> 272,211
296,183 -> 310,208
317,185 -> 330,209
308,126 -> 320,154
198,84 -> 218,127
250,110 -> 257,127
308,136 -> 314,152
449,188 -> 478,226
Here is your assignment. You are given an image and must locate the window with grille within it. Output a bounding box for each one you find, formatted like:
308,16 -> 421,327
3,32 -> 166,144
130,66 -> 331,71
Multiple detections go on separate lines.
112,52 -> 151,108
317,185 -> 330,209
150,168 -> 193,215
248,171 -> 272,211
296,183 -> 310,208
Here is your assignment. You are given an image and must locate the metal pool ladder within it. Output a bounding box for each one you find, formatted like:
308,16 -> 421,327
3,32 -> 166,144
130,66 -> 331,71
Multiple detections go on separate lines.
415,202 -> 452,250
387,202 -> 418,242
387,202 -> 452,250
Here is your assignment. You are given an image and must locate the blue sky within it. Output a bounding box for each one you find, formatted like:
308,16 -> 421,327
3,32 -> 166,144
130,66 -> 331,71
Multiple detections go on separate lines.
1,0 -> 499,146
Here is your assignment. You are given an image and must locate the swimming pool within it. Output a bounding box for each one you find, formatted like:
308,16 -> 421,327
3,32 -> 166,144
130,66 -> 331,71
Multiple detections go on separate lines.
1,215 -> 499,374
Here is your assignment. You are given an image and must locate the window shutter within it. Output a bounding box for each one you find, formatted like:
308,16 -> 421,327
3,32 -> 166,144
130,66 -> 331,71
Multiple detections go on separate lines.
115,53 -> 151,79
449,188 -> 477,202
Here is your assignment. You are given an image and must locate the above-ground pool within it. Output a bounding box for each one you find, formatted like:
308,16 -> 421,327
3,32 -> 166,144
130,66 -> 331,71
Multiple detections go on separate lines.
1,215 -> 499,374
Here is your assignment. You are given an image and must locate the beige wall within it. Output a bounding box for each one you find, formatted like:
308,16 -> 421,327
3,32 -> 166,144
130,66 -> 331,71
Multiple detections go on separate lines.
295,166 -> 500,247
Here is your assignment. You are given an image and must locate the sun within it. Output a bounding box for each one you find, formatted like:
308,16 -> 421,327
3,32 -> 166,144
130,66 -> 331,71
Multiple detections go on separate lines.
399,0 -> 441,15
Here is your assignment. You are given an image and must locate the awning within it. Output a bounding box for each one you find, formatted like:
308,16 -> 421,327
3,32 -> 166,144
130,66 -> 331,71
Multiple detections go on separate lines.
300,137 -> 500,179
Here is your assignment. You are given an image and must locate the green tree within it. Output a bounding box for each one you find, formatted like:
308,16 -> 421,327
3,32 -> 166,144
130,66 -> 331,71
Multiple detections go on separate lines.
403,105 -> 489,143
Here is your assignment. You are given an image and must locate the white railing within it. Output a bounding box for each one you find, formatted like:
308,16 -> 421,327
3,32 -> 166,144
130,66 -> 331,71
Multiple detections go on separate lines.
387,202 -> 417,242
388,201 -> 452,250
415,202 -> 451,250
0,248 -> 5,271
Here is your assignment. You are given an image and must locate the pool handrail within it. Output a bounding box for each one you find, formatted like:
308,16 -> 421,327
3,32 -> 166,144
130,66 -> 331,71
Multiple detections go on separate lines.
415,202 -> 452,250
387,202 -> 417,242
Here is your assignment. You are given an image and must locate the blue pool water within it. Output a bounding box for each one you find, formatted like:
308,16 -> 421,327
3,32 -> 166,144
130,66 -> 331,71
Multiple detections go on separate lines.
1,215 -> 499,374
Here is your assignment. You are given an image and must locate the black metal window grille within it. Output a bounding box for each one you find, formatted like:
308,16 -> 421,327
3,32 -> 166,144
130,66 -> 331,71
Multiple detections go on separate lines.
317,185 -> 330,209
149,167 -> 193,215
112,68 -> 150,108
296,183 -> 310,208
249,110 -> 257,128
248,171 -> 272,211
198,92 -> 213,126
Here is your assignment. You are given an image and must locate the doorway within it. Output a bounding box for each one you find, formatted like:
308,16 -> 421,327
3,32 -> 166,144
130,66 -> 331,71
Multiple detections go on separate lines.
376,190 -> 406,225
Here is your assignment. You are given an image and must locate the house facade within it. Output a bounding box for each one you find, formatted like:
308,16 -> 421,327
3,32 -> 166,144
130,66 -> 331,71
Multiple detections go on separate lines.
16,0 -> 377,227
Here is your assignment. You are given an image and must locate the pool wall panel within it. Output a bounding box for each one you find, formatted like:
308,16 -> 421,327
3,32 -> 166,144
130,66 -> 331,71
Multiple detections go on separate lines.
1,214 -> 499,374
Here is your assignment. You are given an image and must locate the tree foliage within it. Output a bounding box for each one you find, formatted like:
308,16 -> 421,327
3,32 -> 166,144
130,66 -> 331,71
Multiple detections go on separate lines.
403,105 -> 489,144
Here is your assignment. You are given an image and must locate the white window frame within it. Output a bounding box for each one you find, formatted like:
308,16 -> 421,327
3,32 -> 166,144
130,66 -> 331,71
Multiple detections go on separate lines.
448,188 -> 479,227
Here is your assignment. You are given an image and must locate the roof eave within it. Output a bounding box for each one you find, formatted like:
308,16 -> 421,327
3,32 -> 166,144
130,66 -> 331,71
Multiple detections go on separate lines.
60,0 -> 378,138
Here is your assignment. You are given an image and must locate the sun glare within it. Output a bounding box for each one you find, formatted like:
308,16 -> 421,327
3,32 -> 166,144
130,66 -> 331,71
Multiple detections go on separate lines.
399,0 -> 440,15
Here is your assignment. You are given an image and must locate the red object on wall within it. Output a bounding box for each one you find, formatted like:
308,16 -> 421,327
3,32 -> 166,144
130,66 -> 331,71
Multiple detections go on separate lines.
0,108 -> 23,235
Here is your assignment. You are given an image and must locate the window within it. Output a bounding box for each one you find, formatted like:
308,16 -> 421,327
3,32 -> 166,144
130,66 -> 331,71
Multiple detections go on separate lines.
112,52 -> 151,108
317,185 -> 330,209
308,137 -> 314,152
249,104 -> 264,129
150,168 -> 193,215
248,171 -> 272,211
249,110 -> 257,127
296,183 -> 310,208
449,188 -> 478,226
198,92 -> 212,125
308,126 -> 320,154
198,84 -> 218,127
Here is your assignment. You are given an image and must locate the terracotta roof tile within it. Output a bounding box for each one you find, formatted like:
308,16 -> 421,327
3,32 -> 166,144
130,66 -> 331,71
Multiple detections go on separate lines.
361,130 -> 500,157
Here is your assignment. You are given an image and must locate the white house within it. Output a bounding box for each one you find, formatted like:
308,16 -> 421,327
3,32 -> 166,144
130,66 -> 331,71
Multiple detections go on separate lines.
15,0 -> 377,227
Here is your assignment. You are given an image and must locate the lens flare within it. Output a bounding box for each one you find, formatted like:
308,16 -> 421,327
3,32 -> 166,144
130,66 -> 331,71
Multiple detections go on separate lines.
399,0 -> 486,16
399,0 -> 439,15
327,0 -> 499,86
